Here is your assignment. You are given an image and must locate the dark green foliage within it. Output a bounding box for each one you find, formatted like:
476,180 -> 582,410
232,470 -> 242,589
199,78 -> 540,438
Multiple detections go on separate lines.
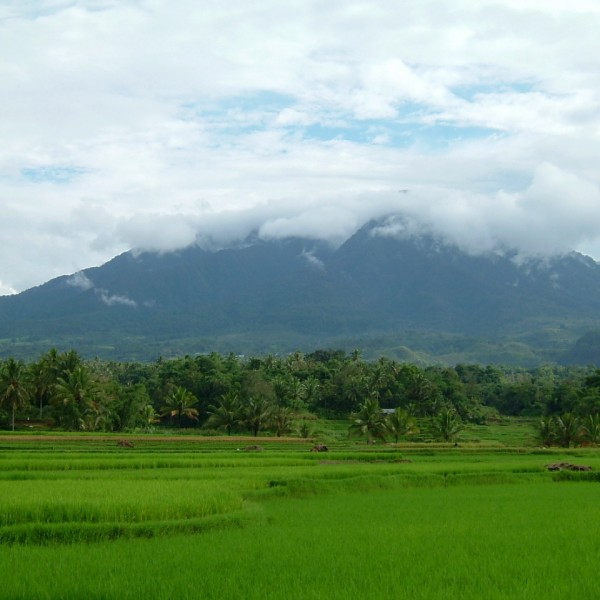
297,419 -> 313,438
554,413 -> 582,448
206,392 -> 242,436
536,416 -> 556,446
2,349 -> 600,435
270,406 -> 294,437
349,397 -> 387,444
53,365 -> 101,430
2,225 -> 600,364
0,358 -> 30,431
535,412 -> 594,447
385,408 -> 418,443
160,386 -> 199,428
244,396 -> 274,437
577,370 -> 600,414
112,383 -> 154,431
430,408 -> 463,442
582,414 -> 600,446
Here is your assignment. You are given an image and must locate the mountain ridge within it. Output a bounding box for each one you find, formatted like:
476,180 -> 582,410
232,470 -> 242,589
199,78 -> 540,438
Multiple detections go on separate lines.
1,221 -> 600,364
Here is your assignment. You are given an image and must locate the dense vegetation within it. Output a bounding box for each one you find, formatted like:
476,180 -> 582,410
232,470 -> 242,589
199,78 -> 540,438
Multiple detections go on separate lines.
3,229 -> 600,366
3,192 -> 599,598
2,349 -> 600,445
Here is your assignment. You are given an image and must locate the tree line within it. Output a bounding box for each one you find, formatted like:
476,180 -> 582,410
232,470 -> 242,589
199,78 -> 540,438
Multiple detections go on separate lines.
1,349 -> 600,438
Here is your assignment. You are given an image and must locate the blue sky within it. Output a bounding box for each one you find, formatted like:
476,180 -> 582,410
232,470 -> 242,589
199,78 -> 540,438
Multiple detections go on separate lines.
1,0 -> 600,293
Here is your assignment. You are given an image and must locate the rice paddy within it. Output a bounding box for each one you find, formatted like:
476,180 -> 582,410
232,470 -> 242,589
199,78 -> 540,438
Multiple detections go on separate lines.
1,430 -> 600,598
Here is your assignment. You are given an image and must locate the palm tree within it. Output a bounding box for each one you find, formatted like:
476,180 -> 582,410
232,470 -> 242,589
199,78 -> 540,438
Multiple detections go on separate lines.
140,404 -> 160,433
244,396 -> 273,437
583,414 -> 600,446
0,358 -> 30,431
30,349 -> 60,419
286,378 -> 306,410
297,419 -> 313,438
555,413 -> 581,448
161,386 -> 199,428
536,415 -> 556,447
345,374 -> 370,411
79,399 -> 112,432
271,406 -> 293,437
349,396 -> 386,444
430,408 -> 463,442
302,376 -> 321,410
206,392 -> 242,436
53,366 -> 99,430
406,371 -> 441,417
57,349 -> 82,376
385,408 -> 419,443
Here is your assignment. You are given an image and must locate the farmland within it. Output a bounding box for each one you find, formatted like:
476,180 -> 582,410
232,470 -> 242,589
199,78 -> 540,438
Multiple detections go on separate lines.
1,430 -> 600,598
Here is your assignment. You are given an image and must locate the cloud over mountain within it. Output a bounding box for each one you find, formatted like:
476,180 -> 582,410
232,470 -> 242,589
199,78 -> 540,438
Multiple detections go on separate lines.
2,1 -> 600,293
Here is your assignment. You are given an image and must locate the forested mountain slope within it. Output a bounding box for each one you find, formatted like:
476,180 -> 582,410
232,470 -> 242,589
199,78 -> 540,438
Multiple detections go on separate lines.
1,221 -> 600,363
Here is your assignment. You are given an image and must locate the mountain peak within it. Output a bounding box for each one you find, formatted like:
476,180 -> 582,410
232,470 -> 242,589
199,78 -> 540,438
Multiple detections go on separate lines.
1,228 -> 599,364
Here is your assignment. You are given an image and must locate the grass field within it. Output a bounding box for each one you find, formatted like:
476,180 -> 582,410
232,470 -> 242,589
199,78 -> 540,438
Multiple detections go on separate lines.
1,425 -> 599,598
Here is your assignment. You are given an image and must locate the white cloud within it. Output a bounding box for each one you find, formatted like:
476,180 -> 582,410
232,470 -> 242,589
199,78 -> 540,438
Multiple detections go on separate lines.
97,289 -> 137,307
259,205 -> 361,245
369,162 -> 600,259
300,249 -> 326,271
1,0 -> 600,294
116,213 -> 201,253
66,271 -> 94,291
66,269 -> 137,307
0,280 -> 17,295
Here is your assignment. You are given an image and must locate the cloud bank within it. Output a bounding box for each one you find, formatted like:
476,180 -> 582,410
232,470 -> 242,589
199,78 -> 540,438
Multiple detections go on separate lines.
2,1 -> 600,293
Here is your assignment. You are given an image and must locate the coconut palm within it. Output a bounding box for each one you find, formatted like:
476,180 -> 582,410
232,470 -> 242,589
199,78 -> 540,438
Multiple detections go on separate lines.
302,376 -> 321,410
0,358 -> 31,431
385,408 -> 419,443
583,414 -> 600,446
79,399 -> 112,432
555,413 -> 581,448
349,396 -> 386,444
286,378 -> 307,410
271,406 -> 294,437
244,396 -> 273,437
405,370 -> 441,417
345,375 -> 370,412
161,386 -> 199,428
140,404 -> 160,433
430,408 -> 463,442
536,415 -> 556,447
297,419 -> 313,438
53,366 -> 99,430
30,349 -> 60,419
206,392 -> 242,436
57,349 -> 82,375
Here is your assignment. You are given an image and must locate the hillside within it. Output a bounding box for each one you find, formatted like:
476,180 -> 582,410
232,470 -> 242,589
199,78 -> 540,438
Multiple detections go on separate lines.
1,221 -> 600,363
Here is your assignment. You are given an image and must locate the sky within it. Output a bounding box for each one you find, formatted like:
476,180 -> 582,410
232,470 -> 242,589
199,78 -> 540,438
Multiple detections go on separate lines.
2,0 -> 600,295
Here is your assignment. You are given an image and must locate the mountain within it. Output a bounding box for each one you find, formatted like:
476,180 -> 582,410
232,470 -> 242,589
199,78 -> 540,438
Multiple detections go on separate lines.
1,221 -> 600,364
561,331 -> 600,366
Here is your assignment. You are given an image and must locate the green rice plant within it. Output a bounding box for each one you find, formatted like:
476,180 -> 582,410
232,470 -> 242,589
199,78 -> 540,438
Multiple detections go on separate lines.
0,506 -> 264,545
551,470 -> 600,482
3,482 -> 600,598
262,473 -> 446,498
1,479 -> 243,521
